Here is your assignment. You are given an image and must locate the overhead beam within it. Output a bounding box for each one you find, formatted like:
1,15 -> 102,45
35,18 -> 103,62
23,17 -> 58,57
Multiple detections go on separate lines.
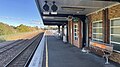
99,0 -> 120,2
42,13 -> 86,17
44,22 -> 64,25
43,16 -> 67,20
43,21 -> 68,25
43,19 -> 67,22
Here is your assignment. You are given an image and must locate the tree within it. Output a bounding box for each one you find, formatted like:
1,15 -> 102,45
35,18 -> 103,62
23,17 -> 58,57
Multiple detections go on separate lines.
16,24 -> 31,32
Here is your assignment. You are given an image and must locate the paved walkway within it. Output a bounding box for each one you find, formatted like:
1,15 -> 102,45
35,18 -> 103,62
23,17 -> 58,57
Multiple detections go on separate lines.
46,34 -> 118,67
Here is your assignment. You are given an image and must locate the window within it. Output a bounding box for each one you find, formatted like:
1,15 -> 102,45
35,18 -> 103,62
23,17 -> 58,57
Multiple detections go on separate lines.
92,21 -> 103,42
110,19 -> 120,51
74,23 -> 78,40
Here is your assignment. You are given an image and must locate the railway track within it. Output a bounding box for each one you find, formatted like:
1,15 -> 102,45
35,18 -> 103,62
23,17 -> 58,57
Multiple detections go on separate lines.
0,33 -> 44,67
0,39 -> 25,54
0,40 -> 20,49
0,39 -> 30,66
5,33 -> 43,67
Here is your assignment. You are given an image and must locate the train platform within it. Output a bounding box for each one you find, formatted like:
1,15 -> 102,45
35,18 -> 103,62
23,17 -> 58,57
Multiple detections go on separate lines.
45,32 -> 119,67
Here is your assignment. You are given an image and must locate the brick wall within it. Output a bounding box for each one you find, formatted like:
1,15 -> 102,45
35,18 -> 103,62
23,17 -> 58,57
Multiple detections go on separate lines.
90,11 -> 103,22
108,4 -> 120,64
68,21 -> 71,43
88,15 -> 92,38
88,11 -> 103,39
88,10 -> 105,59
109,4 -> 120,19
78,19 -> 82,48
88,4 -> 120,64
68,20 -> 74,45
110,52 -> 120,64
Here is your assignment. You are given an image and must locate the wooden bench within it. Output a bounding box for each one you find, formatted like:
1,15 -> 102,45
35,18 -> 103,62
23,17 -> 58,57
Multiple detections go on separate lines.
89,41 -> 113,64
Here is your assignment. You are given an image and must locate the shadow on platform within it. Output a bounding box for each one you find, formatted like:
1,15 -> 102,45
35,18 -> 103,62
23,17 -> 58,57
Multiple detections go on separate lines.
46,35 -> 119,67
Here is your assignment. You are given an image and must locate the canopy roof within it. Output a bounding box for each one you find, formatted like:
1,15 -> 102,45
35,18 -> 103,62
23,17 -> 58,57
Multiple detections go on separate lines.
36,0 -> 119,25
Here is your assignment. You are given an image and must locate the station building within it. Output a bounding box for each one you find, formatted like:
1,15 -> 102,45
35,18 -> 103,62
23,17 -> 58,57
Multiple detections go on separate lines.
36,0 -> 120,64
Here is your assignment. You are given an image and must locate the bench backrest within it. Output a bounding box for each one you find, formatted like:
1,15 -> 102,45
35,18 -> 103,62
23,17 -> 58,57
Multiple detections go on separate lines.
90,41 -> 113,52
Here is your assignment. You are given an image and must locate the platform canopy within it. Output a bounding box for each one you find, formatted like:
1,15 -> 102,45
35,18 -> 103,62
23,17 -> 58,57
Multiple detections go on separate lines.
35,0 -> 119,25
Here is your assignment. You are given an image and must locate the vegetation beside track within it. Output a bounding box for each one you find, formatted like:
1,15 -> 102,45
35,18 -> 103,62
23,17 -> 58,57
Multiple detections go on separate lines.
0,22 -> 44,42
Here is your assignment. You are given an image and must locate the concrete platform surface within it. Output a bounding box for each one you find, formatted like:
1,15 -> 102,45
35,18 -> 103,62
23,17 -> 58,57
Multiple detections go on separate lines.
46,35 -> 118,67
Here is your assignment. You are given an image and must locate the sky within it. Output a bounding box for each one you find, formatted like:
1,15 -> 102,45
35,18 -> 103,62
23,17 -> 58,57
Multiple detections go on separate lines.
0,0 -> 44,28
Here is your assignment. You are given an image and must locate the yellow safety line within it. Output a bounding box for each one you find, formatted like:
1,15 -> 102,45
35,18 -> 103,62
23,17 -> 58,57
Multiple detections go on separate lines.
46,33 -> 48,67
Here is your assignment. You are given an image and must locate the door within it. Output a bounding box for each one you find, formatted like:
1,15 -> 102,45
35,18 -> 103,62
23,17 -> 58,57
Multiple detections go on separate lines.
73,23 -> 79,47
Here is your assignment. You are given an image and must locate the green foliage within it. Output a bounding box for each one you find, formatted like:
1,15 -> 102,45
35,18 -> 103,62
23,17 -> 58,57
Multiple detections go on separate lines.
16,24 -> 39,32
0,36 -> 6,42
0,22 -> 17,35
16,24 -> 31,32
0,22 -> 40,36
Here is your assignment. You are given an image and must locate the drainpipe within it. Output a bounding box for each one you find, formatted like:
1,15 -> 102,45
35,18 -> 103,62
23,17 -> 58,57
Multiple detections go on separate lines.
80,15 -> 87,52
80,15 -> 86,48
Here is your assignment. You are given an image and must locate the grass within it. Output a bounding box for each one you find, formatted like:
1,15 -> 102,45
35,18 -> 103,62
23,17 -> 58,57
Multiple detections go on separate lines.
0,30 -> 43,43
0,36 -> 6,42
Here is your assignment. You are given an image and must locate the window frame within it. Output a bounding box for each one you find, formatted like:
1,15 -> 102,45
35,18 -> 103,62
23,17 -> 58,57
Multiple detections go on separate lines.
110,17 -> 120,51
92,20 -> 103,42
74,23 -> 78,40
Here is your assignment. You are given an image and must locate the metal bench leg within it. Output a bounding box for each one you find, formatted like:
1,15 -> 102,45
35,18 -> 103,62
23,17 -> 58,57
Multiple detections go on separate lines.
105,55 -> 110,64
